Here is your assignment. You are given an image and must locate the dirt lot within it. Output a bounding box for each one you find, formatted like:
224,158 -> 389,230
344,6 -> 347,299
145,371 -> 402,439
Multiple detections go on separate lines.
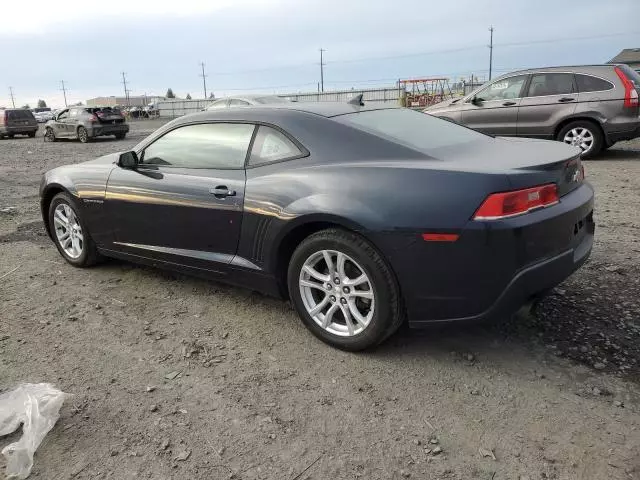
1,121 -> 639,479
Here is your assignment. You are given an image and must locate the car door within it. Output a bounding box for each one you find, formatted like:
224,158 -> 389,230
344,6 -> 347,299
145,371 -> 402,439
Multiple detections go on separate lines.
460,74 -> 528,136
52,109 -> 71,137
517,72 -> 578,138
105,122 -> 255,270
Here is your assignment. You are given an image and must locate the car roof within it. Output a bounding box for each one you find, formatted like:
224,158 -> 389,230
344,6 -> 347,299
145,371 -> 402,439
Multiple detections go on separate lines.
192,102 -> 395,120
495,64 -> 618,78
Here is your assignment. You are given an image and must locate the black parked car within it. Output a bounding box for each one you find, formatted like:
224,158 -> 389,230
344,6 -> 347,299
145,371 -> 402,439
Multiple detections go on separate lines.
0,108 -> 38,138
44,106 -> 129,143
39,103 -> 594,350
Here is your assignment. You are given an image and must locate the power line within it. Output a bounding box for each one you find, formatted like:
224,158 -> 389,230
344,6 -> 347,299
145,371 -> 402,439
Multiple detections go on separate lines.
488,26 -> 494,81
206,30 -> 640,78
199,62 -> 208,99
319,48 -> 326,93
8,87 -> 15,108
60,80 -> 68,107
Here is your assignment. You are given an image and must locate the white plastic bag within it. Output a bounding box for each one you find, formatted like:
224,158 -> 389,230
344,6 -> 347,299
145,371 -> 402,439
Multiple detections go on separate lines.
0,384 -> 68,479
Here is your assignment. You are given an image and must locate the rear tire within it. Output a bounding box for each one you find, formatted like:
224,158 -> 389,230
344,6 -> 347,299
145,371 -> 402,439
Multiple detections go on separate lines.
115,133 -> 126,140
557,120 -> 603,159
48,192 -> 100,267
28,131 -> 36,138
7,134 -> 14,139
77,126 -> 89,143
44,127 -> 56,142
287,228 -> 403,351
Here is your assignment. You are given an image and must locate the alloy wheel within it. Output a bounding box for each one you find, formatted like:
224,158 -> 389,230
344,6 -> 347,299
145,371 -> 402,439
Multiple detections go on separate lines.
53,203 -> 84,259
78,127 -> 88,143
44,128 -> 55,142
563,127 -> 594,154
299,249 -> 375,337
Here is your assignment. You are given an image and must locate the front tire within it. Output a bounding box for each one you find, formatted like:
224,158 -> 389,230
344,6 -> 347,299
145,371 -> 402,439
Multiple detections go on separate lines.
557,120 -> 603,159
48,192 -> 100,267
44,127 -> 56,142
77,126 -> 89,143
288,229 -> 403,351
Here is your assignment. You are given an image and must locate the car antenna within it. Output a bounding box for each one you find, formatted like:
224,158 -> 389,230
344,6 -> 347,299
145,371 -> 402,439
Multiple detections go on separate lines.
347,93 -> 364,106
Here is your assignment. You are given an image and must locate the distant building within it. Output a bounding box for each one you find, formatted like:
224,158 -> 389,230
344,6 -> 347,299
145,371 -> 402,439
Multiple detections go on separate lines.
86,95 -> 165,107
608,48 -> 640,73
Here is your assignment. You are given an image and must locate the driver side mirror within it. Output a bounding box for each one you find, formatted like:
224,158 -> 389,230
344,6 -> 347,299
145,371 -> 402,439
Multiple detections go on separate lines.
471,96 -> 483,105
118,151 -> 139,169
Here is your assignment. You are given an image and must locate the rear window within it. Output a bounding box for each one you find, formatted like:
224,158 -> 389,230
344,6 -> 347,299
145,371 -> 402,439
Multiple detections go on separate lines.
576,74 -> 614,93
253,96 -> 290,104
7,110 -> 34,121
334,108 -> 487,151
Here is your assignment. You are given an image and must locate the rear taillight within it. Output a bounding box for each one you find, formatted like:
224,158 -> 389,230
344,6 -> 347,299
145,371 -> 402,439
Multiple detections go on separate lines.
0,111 -> 6,125
473,184 -> 559,220
87,114 -> 98,122
614,66 -> 639,108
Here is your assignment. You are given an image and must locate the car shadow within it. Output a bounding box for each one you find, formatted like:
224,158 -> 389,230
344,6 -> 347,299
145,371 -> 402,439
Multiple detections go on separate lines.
597,148 -> 640,161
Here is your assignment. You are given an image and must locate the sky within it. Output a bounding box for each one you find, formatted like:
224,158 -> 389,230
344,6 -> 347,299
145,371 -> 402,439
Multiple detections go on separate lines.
0,0 -> 638,108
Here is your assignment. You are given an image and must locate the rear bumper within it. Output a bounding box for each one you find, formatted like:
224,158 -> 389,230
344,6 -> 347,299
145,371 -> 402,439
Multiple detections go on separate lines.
88,124 -> 129,137
0,125 -> 38,135
604,119 -> 640,144
388,183 -> 595,327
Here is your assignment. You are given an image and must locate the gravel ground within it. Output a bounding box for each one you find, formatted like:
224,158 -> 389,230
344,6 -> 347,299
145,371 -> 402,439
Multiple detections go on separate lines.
1,121 -> 639,479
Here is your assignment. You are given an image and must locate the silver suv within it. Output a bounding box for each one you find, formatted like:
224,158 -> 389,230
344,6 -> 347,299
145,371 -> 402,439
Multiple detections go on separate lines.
426,65 -> 640,158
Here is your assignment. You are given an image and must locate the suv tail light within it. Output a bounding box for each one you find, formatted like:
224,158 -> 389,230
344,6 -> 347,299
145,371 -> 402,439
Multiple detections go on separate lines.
473,184 -> 559,220
614,66 -> 639,108
87,114 -> 98,122
0,111 -> 6,126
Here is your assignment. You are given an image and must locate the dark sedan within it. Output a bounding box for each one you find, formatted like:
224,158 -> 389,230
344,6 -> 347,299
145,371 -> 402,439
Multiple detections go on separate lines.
39,103 -> 594,350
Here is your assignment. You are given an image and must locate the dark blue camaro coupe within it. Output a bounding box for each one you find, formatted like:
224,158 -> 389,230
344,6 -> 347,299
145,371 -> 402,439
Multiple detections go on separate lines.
40,102 -> 594,350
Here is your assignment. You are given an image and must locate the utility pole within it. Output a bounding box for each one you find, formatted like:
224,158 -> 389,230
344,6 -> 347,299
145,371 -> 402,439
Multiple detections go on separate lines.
121,72 -> 130,106
8,87 -> 15,108
199,62 -> 208,100
488,26 -> 494,81
60,80 -> 68,107
319,48 -> 325,93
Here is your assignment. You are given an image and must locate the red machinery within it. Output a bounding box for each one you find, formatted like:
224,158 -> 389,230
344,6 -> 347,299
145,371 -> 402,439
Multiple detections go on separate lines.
399,77 -> 454,108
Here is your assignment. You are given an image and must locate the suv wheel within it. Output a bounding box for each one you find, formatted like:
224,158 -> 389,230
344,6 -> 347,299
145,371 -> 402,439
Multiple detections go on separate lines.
44,128 -> 56,142
28,131 -> 36,138
557,120 -> 603,159
288,228 -> 403,351
77,126 -> 89,143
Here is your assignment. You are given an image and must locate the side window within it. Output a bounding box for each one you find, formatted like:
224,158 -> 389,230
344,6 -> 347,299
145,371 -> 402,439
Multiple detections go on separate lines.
475,75 -> 528,101
69,109 -> 78,118
249,126 -> 304,166
141,123 -> 255,169
576,74 -> 614,93
526,73 -> 575,97
229,99 -> 250,106
207,100 -> 228,109
57,109 -> 69,120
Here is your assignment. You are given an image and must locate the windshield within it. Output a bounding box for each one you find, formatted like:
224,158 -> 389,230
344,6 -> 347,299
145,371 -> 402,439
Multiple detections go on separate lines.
335,108 -> 487,151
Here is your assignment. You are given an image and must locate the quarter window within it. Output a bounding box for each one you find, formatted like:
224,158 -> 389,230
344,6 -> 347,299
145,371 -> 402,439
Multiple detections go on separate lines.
229,99 -> 250,106
475,75 -> 528,101
249,126 -> 304,166
526,73 -> 576,97
576,74 -> 614,93
142,123 -> 255,169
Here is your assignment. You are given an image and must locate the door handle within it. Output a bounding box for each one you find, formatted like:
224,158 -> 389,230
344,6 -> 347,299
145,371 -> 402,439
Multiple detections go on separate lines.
558,97 -> 575,103
502,101 -> 517,106
209,186 -> 236,198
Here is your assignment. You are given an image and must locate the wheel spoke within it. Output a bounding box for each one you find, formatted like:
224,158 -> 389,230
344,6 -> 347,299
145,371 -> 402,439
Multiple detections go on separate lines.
308,295 -> 330,317
303,265 -> 330,282
322,303 -> 339,328
75,231 -> 84,242
300,279 -> 325,291
340,304 -> 355,336
347,299 -> 368,328
336,252 -> 347,279
62,236 -> 72,249
54,209 -> 68,225
53,217 -> 68,230
322,251 -> 335,279
350,289 -> 373,300
344,274 -> 367,287
71,237 -> 81,255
